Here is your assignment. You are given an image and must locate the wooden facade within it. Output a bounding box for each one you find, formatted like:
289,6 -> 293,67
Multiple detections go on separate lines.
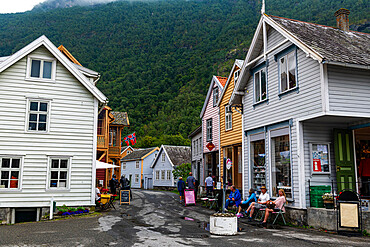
219,60 -> 244,190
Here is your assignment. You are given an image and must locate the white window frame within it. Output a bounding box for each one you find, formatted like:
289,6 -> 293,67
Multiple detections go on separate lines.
234,69 -> 240,85
136,161 -> 140,169
0,156 -> 23,191
310,143 -> 331,175
127,150 -> 132,154
167,170 -> 171,180
206,119 -> 212,141
25,98 -> 51,133
122,162 -> 126,170
135,174 -> 139,183
279,50 -> 297,94
26,55 -> 57,82
225,105 -> 232,131
254,68 -> 267,104
46,156 -> 72,191
156,170 -> 160,180
161,170 -> 165,180
213,87 -> 219,107
162,153 -> 165,162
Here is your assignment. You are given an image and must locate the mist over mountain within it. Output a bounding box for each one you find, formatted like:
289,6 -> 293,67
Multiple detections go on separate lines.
33,0 -> 120,10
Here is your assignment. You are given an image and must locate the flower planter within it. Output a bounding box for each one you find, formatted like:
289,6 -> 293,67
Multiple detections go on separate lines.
323,200 -> 334,209
210,214 -> 237,235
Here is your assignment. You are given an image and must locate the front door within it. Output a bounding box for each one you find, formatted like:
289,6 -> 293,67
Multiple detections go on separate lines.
334,129 -> 356,191
232,146 -> 243,190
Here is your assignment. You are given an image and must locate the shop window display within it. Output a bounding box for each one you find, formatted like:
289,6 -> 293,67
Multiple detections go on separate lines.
271,135 -> 292,198
251,140 -> 265,195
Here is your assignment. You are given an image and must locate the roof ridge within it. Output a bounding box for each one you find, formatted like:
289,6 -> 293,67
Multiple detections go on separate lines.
268,14 -> 370,36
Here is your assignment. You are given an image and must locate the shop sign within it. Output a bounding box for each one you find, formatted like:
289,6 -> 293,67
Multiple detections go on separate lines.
206,142 -> 215,151
226,158 -> 232,170
313,159 -> 322,172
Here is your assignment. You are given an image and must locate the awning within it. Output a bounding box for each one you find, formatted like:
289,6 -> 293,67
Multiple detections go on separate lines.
96,160 -> 119,169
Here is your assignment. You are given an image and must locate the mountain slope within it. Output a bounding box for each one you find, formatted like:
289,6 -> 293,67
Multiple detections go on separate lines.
0,0 -> 368,147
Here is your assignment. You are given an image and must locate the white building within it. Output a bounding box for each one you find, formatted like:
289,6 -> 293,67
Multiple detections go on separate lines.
0,36 -> 107,224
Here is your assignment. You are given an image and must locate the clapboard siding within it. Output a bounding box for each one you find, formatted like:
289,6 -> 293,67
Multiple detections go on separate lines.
152,149 -> 175,187
121,160 -> 142,189
242,28 -> 323,207
328,65 -> 370,114
0,45 -> 96,207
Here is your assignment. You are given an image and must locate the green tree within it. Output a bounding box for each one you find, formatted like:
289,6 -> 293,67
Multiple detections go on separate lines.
172,163 -> 191,180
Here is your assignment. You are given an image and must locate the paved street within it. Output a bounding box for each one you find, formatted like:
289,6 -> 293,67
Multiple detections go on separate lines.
0,190 -> 369,246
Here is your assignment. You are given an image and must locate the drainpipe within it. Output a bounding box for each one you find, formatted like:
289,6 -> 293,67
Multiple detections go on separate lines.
50,197 -> 54,220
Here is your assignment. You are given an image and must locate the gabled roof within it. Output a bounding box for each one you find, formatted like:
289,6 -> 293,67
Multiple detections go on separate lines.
111,111 -> 130,126
269,15 -> 370,66
151,145 -> 191,168
121,147 -> 159,162
0,35 -> 107,103
121,145 -> 134,154
188,125 -> 202,138
217,59 -> 244,107
199,75 -> 227,118
230,13 -> 370,106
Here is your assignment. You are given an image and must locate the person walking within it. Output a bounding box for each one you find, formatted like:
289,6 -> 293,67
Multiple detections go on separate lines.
186,172 -> 196,190
205,173 -> 214,197
177,177 -> 186,203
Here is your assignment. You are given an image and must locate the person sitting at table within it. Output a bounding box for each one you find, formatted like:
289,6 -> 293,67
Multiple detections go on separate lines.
261,189 -> 287,227
246,185 -> 270,220
225,185 -> 241,211
236,188 -> 257,218
95,184 -> 102,203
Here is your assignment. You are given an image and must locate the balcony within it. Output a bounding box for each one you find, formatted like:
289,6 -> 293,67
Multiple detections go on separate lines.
97,135 -> 107,149
109,146 -> 121,157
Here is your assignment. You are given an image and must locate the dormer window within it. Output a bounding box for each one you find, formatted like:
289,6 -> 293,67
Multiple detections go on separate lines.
234,70 -> 240,85
213,87 -> 219,106
27,56 -> 56,81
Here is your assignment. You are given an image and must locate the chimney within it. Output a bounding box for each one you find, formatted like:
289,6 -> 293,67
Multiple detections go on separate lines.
334,8 -> 350,32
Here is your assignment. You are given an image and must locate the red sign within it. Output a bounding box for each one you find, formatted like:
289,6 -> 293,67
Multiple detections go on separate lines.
313,159 -> 322,172
206,142 -> 215,151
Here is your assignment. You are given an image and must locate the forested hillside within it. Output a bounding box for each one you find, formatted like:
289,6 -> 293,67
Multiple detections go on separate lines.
0,0 -> 368,147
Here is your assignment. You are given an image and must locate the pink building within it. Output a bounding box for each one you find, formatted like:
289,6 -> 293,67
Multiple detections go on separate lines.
200,76 -> 227,184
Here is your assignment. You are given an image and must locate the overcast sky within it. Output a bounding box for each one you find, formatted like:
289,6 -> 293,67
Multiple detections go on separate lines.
0,0 -> 46,13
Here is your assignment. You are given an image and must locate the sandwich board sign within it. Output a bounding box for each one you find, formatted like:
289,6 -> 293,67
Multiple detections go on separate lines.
120,190 -> 130,205
184,189 -> 196,206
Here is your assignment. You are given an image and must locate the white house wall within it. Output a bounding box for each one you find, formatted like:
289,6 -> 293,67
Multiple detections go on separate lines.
152,151 -> 175,187
121,160 -> 141,189
0,46 -> 95,207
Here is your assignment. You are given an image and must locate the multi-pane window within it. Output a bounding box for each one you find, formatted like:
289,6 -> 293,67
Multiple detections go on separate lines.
161,170 -> 165,180
109,127 -> 118,146
225,106 -> 232,130
122,162 -> 126,170
135,174 -> 139,183
206,119 -> 212,141
0,157 -> 21,189
156,170 -> 160,180
167,170 -> 171,180
198,137 -> 202,154
279,51 -> 297,93
136,161 -> 140,169
254,68 -> 267,103
162,154 -> 165,162
213,87 -> 219,106
234,70 -> 240,85
49,158 -> 69,189
28,101 -> 49,131
28,57 -> 55,80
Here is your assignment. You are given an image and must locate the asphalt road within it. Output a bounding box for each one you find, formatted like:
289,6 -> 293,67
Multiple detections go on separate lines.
0,189 -> 369,246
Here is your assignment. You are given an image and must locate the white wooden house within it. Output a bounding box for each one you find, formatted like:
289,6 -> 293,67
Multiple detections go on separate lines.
0,35 -> 107,224
152,145 -> 191,189
229,9 -> 370,212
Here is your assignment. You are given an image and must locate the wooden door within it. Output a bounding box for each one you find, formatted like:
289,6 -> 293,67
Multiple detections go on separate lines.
334,129 -> 356,192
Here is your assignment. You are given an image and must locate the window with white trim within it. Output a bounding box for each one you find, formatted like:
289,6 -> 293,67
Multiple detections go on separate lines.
254,68 -> 267,103
234,69 -> 240,85
206,119 -> 212,141
156,170 -> 160,180
162,153 -> 165,162
136,161 -> 140,169
27,56 -> 56,81
127,150 -> 132,154
213,87 -> 219,106
161,170 -> 165,180
225,105 -> 232,130
135,174 -> 139,183
0,157 -> 21,189
27,100 -> 49,132
279,50 -> 297,93
122,162 -> 126,170
49,158 -> 69,189
167,170 -> 171,180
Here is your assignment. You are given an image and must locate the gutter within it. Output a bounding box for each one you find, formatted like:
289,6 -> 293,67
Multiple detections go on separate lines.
322,60 -> 370,70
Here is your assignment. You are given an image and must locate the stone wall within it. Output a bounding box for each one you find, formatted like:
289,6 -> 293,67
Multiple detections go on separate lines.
285,207 -> 308,226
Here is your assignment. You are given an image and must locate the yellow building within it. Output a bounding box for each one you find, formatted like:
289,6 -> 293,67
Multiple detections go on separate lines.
218,60 -> 244,190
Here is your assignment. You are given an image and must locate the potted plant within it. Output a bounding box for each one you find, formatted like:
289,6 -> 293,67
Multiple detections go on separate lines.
322,193 -> 334,209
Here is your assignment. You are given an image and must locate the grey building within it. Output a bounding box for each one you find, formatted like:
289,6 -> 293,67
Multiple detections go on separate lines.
188,126 -> 203,186
230,9 -> 370,209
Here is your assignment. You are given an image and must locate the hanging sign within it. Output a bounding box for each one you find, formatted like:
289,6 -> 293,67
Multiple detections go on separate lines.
206,142 -> 215,151
226,158 -> 232,170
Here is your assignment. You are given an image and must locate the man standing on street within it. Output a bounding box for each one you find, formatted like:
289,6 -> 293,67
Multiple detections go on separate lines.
205,173 -> 214,197
186,172 -> 196,190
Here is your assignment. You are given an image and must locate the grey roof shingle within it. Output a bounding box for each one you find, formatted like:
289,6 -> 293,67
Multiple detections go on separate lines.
121,147 -> 157,161
111,111 -> 129,126
164,145 -> 191,167
270,15 -> 370,66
